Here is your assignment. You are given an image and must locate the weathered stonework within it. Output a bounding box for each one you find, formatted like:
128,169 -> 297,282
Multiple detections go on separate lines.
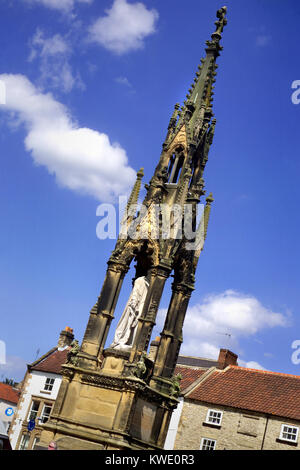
39,7 -> 228,450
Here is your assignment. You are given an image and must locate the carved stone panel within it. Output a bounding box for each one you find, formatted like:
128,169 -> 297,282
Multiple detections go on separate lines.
130,398 -> 157,443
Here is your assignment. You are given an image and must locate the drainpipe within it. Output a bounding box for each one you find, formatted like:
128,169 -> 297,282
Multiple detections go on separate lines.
261,415 -> 269,450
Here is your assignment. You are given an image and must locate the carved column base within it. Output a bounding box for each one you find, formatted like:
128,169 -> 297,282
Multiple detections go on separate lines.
149,375 -> 177,397
75,351 -> 101,371
100,347 -> 130,376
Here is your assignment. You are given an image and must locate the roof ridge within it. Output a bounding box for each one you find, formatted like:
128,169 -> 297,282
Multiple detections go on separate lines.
176,364 -> 208,370
178,354 -> 217,361
30,346 -> 70,374
184,367 -> 217,396
29,347 -> 58,369
229,365 -> 300,379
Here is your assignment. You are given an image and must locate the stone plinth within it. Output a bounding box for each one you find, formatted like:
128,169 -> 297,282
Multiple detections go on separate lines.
38,349 -> 177,450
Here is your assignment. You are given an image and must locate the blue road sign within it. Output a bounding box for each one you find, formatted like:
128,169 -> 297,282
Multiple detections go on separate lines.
27,419 -> 35,432
5,407 -> 14,417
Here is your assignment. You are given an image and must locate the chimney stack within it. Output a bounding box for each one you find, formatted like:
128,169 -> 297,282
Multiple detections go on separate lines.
148,336 -> 160,361
57,327 -> 74,350
217,349 -> 238,370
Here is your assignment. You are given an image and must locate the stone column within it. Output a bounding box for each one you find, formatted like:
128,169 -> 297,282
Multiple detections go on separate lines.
80,259 -> 130,368
153,283 -> 193,380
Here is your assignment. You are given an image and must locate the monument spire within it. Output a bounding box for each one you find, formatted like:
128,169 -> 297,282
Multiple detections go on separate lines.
165,6 -> 227,149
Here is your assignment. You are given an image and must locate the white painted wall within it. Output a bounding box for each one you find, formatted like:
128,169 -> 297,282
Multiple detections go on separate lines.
0,399 -> 18,433
9,370 -> 62,450
164,397 -> 184,450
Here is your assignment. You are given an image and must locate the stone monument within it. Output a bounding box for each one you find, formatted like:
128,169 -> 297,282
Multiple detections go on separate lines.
39,7 -> 228,450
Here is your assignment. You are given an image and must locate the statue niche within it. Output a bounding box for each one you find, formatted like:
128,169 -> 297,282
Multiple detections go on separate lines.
110,275 -> 149,351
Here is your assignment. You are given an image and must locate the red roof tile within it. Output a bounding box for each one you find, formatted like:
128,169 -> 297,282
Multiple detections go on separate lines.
175,365 -> 206,392
187,365 -> 300,420
0,383 -> 20,405
30,348 -> 69,374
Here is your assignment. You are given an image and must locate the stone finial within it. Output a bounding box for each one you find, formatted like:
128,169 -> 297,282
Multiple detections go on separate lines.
213,6 -> 228,38
206,192 -> 214,205
204,192 -> 214,240
125,168 -> 144,215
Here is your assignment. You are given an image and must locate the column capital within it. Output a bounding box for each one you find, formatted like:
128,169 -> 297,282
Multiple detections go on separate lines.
107,259 -> 129,274
151,262 -> 172,278
172,282 -> 194,296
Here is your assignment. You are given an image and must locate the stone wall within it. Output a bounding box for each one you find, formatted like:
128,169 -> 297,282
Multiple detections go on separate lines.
173,399 -> 300,450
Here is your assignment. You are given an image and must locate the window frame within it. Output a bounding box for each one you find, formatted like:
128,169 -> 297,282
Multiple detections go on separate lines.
43,377 -> 55,392
279,424 -> 299,443
200,438 -> 217,450
167,146 -> 185,184
39,403 -> 53,424
205,409 -> 223,427
32,436 -> 40,450
27,400 -> 40,422
19,433 -> 31,450
26,397 -> 54,425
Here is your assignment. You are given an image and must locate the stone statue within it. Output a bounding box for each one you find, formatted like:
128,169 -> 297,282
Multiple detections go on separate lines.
111,276 -> 149,351
133,352 -> 147,379
170,373 -> 182,398
67,340 -> 80,366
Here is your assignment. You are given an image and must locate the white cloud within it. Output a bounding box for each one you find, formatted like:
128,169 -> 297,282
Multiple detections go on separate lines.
156,290 -> 289,366
29,30 -> 70,61
88,0 -> 159,54
23,0 -> 93,13
239,360 -> 267,371
256,34 -> 272,47
0,74 -> 136,202
0,355 -> 27,383
28,30 -> 83,94
115,76 -> 132,88
185,290 -> 287,336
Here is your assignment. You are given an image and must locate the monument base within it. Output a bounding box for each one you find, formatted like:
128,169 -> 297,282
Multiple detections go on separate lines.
38,349 -> 178,450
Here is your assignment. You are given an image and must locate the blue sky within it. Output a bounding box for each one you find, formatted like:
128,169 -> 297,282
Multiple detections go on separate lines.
0,0 -> 300,382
